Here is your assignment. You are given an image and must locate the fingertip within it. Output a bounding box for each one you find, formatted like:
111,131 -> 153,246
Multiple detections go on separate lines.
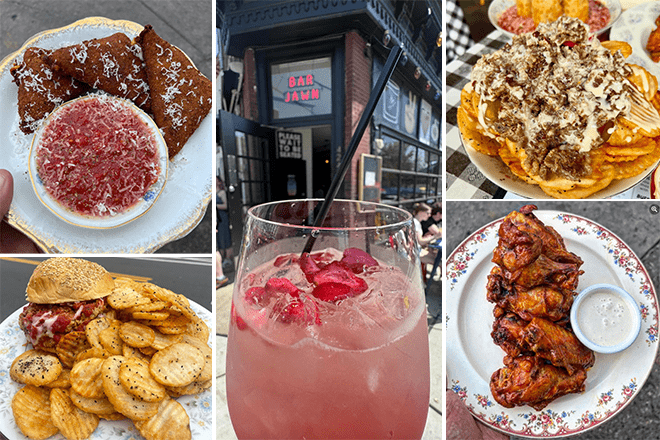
0,169 -> 14,217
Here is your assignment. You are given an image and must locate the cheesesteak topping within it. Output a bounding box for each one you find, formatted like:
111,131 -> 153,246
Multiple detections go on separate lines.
470,17 -> 633,180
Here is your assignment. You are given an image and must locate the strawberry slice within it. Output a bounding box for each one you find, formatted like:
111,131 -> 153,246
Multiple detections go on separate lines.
341,247 -> 379,273
312,262 -> 368,302
313,262 -> 368,292
244,287 -> 268,306
312,282 -> 353,302
275,296 -> 321,325
310,251 -> 335,266
274,254 -> 299,267
299,252 -> 322,282
265,277 -> 302,298
231,303 -> 248,331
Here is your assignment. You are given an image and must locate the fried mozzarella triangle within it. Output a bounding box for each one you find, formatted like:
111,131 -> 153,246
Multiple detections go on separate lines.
136,25 -> 212,159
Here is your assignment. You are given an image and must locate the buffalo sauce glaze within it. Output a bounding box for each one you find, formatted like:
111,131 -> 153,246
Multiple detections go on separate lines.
35,95 -> 160,217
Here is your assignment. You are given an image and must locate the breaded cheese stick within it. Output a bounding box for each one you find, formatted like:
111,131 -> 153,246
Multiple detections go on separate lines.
517,0 -> 533,17
45,33 -> 151,113
563,0 -> 589,22
532,0 -> 563,26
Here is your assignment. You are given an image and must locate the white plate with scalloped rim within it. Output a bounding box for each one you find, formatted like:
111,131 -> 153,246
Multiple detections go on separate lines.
0,17 -> 212,253
610,1 -> 660,86
0,300 -> 213,440
459,124 -> 660,199
446,210 -> 659,437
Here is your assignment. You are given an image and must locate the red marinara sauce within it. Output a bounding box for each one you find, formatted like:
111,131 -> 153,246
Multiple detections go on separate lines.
35,95 -> 161,217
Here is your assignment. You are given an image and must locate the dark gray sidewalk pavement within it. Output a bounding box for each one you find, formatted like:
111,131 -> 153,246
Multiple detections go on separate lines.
0,0 -> 213,253
447,200 -> 660,440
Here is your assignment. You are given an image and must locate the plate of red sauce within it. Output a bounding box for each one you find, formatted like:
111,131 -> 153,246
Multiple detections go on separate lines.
488,0 -> 621,38
0,18 -> 212,253
29,94 -> 168,229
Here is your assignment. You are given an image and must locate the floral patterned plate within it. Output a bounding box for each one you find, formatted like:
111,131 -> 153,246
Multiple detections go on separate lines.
0,301 -> 213,440
446,211 -> 658,438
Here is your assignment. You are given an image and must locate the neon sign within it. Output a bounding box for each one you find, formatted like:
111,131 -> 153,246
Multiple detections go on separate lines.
284,74 -> 320,103
271,57 -> 331,118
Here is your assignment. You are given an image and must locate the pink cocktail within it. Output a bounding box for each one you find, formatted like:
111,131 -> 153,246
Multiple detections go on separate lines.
226,200 -> 430,439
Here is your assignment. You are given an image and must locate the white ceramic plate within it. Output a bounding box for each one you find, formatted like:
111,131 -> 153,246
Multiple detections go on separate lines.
489,0 -> 622,39
28,94 -> 169,229
0,300 -> 213,440
0,17 -> 212,253
610,1 -> 660,84
460,129 -> 660,199
446,211 -> 658,437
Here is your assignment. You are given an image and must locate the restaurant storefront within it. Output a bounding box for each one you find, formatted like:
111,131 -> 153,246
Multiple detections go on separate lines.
217,0 -> 442,253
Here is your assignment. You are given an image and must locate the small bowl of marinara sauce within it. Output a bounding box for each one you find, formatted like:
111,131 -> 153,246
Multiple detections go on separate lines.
29,94 -> 168,228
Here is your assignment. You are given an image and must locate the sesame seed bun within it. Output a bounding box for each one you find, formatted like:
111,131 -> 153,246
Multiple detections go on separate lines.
26,258 -> 115,304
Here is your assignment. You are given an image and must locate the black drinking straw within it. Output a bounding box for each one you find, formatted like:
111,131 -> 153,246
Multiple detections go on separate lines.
302,44 -> 402,255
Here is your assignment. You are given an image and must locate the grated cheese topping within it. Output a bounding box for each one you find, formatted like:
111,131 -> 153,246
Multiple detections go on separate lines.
35,94 -> 161,217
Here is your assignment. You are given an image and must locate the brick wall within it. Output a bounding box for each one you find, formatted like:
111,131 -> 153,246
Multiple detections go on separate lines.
344,31 -> 372,200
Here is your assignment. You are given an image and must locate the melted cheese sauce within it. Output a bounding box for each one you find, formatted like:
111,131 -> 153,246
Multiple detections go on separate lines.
35,95 -> 160,217
577,290 -> 634,347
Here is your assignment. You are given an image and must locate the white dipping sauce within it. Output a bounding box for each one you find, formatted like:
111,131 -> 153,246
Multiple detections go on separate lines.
577,291 -> 633,347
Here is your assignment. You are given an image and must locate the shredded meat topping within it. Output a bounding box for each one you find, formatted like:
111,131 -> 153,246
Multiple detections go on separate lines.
471,17 -> 632,180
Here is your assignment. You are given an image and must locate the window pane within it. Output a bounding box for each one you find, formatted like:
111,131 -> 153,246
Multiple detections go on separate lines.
375,135 -> 400,170
430,178 -> 439,197
249,159 -> 263,182
238,157 -> 249,182
381,172 -> 399,201
416,148 -> 428,173
241,182 -> 251,205
401,144 -> 415,171
416,177 -> 429,199
429,153 -> 439,175
252,182 -> 265,205
271,57 -> 332,119
247,136 -> 264,159
236,132 -> 247,156
401,175 -> 414,200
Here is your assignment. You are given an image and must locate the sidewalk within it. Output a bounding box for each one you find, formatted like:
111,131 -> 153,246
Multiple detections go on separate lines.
215,272 -> 444,439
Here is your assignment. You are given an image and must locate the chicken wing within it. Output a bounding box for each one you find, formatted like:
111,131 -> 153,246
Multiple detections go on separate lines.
501,254 -> 583,291
487,270 -> 574,322
492,204 -> 583,272
647,14 -> 660,63
490,355 -> 587,411
523,317 -> 595,375
491,313 -> 530,358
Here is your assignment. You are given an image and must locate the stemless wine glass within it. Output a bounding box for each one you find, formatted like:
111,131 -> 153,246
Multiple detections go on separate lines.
226,199 -> 430,439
